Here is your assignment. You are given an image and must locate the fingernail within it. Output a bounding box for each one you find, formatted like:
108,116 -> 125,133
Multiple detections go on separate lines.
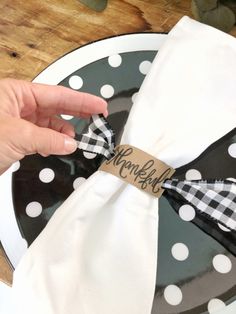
64,137 -> 77,153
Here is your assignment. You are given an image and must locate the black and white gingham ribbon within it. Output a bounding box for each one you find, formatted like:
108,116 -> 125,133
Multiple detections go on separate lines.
162,179 -> 236,231
76,114 -> 115,159
76,114 -> 236,232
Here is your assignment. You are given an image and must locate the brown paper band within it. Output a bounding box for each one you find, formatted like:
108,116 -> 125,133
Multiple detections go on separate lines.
99,144 -> 175,198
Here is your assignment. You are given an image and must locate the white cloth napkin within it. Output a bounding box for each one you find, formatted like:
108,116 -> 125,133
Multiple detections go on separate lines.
13,16 -> 236,314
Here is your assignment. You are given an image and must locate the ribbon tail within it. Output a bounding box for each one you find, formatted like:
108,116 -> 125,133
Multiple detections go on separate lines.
163,179 -> 236,231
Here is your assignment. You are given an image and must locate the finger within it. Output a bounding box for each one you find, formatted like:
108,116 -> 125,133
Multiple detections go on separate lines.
13,119 -> 77,156
48,116 -> 75,138
0,166 -> 10,176
29,124 -> 77,156
17,80 -> 108,118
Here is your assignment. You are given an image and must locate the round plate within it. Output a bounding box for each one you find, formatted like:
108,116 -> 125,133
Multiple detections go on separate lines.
0,33 -> 235,314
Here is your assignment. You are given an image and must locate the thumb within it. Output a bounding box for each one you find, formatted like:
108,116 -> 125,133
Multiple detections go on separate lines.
31,124 -> 77,156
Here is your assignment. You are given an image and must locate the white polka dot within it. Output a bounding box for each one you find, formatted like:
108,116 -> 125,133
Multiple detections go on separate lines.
228,143 -> 236,158
218,223 -> 231,232
227,177 -> 236,183
208,298 -> 226,313
164,285 -> 182,306
39,168 -> 55,183
100,84 -> 114,99
69,75 -> 83,90
179,204 -> 196,221
108,54 -> 122,67
132,92 -> 138,103
185,169 -> 202,180
171,243 -> 189,261
83,151 -> 97,159
11,161 -> 20,172
26,202 -> 42,218
61,114 -> 73,120
73,177 -> 86,189
139,60 -> 152,75
212,254 -> 232,273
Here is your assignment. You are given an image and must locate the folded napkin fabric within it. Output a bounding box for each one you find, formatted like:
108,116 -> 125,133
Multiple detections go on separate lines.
13,16 -> 236,314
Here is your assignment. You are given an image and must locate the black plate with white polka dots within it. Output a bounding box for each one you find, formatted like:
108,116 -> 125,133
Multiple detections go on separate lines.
12,50 -> 236,313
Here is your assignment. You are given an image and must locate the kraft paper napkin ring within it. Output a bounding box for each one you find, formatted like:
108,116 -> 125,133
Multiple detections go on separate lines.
99,144 -> 175,198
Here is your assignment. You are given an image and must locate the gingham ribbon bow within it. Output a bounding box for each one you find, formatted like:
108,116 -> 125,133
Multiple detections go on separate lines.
77,114 -> 115,159
77,115 -> 236,232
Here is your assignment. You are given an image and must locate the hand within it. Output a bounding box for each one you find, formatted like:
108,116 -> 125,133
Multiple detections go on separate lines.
0,79 -> 108,175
